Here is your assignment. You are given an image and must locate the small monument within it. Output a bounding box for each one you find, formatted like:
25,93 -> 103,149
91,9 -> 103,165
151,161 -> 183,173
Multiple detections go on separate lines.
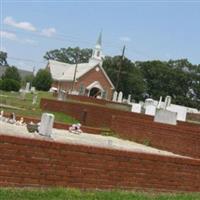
127,94 -> 131,103
112,91 -> 118,102
32,95 -> 38,105
38,113 -> 55,137
117,91 -> 123,103
25,82 -> 30,93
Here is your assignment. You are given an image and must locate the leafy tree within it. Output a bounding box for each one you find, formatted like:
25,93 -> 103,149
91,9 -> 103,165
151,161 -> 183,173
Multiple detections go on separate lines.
0,51 -> 8,66
44,47 -> 93,64
33,69 -> 53,91
0,79 -> 20,91
2,66 -> 21,82
103,56 -> 146,101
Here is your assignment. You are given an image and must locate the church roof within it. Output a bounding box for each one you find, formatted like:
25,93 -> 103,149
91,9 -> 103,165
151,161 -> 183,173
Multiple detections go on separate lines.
47,59 -> 115,88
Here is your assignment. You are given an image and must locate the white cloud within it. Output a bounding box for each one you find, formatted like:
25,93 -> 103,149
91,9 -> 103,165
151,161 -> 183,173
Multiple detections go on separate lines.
120,36 -> 131,42
4,16 -> 36,32
41,28 -> 56,37
0,31 -> 17,40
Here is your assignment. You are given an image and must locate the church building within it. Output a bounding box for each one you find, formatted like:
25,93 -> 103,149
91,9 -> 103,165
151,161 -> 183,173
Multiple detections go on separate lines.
46,33 -> 115,100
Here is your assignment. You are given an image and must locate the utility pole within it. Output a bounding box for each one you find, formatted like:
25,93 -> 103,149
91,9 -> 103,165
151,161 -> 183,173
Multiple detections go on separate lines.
115,45 -> 126,91
71,51 -> 79,93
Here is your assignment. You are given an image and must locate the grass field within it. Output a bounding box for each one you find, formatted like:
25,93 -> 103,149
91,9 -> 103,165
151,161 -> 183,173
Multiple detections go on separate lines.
0,188 -> 200,200
0,90 -> 78,124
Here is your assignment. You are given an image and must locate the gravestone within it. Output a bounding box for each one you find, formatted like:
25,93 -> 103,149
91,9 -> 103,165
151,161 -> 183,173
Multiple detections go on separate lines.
112,91 -> 118,102
157,96 -> 163,109
25,82 -> 30,93
30,87 -> 36,93
117,91 -> 123,103
127,94 -> 131,103
20,90 -> 26,100
38,113 -> 55,137
164,96 -> 171,109
32,95 -> 38,105
154,109 -> 177,125
145,105 -> 156,116
131,103 -> 142,113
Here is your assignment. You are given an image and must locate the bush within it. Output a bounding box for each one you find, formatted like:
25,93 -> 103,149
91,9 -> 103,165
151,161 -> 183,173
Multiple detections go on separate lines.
2,66 -> 21,82
33,69 -> 53,91
0,79 -> 21,91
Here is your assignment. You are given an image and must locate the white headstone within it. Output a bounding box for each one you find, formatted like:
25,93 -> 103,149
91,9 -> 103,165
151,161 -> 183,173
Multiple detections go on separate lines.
167,104 -> 187,122
32,95 -> 37,105
164,96 -> 172,109
30,87 -> 36,93
112,91 -> 118,102
157,96 -> 163,109
154,109 -> 177,125
131,103 -> 142,113
38,113 -> 54,137
117,91 -> 123,103
25,82 -> 30,92
127,94 -> 131,103
145,105 -> 156,116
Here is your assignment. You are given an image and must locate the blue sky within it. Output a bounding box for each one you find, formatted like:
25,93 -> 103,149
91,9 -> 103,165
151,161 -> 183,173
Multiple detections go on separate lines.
1,0 -> 200,71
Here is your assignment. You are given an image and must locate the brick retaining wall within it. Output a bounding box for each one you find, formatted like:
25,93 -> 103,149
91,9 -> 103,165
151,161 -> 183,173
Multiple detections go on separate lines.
0,134 -> 200,192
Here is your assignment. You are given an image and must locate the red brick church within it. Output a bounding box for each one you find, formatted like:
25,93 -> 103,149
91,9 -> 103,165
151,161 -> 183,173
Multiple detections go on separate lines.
46,33 -> 115,100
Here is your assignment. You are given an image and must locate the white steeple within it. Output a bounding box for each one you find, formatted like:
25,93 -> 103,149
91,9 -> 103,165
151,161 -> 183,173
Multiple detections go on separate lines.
90,32 -> 104,63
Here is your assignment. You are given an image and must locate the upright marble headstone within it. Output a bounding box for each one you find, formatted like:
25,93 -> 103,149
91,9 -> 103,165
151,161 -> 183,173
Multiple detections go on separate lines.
117,91 -> 123,103
157,96 -> 163,109
154,109 -> 177,125
32,95 -> 37,105
25,82 -> 30,93
127,94 -> 131,103
164,96 -> 172,109
112,91 -> 118,102
38,113 -> 54,137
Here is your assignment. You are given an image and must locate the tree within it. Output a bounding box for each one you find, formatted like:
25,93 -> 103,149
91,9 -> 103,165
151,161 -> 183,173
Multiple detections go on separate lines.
0,79 -> 20,91
33,69 -> 53,91
2,66 -> 21,82
0,51 -> 8,66
103,56 -> 146,101
44,47 -> 93,64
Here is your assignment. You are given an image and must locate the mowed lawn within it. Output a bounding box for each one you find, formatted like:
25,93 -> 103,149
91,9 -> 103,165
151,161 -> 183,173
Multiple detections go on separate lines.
0,188 -> 200,200
0,90 -> 78,124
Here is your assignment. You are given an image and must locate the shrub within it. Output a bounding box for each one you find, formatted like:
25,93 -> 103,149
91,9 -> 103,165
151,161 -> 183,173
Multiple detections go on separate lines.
1,79 -> 21,91
33,69 -> 52,91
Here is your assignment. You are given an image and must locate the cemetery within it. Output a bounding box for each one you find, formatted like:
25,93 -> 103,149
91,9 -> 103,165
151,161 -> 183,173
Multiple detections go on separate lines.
1,87 -> 200,193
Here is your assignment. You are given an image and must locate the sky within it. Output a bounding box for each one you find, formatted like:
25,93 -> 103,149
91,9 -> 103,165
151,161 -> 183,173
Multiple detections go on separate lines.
1,0 -> 200,71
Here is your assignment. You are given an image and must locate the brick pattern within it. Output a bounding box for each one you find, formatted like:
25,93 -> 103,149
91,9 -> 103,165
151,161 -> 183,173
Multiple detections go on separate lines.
40,98 -> 152,127
40,98 -> 200,159
0,134 -> 200,192
111,115 -> 200,159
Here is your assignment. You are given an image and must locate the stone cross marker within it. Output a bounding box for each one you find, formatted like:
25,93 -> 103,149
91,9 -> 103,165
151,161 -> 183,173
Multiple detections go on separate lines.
112,91 -> 118,102
38,113 -> 55,137
117,91 -> 123,103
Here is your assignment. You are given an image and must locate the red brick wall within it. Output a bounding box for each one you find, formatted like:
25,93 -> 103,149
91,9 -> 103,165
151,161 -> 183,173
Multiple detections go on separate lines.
111,115 -> 200,159
0,134 -> 200,192
40,98 -> 152,127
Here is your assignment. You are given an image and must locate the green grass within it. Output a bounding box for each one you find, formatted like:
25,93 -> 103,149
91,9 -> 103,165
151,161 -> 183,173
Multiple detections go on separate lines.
0,188 -> 199,200
0,91 -> 78,124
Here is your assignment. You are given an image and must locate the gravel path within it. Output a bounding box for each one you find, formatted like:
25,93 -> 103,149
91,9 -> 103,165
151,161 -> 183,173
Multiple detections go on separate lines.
0,120 -> 185,157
